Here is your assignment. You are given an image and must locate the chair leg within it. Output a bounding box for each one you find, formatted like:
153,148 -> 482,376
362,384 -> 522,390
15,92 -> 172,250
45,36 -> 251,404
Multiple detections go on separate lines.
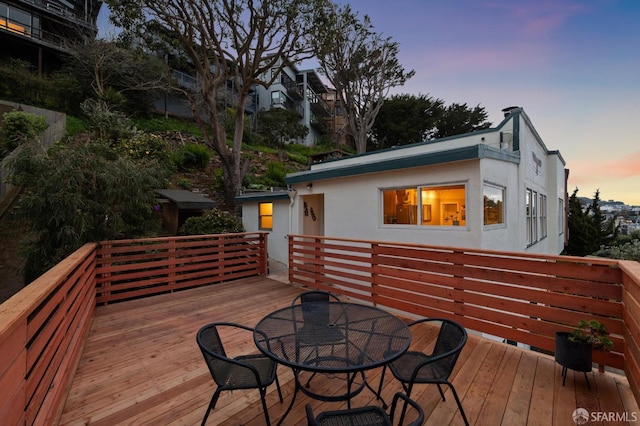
447,383 -> 469,426
437,383 -> 446,401
377,365 -> 387,397
259,388 -> 272,426
275,374 -> 284,403
201,388 -> 221,426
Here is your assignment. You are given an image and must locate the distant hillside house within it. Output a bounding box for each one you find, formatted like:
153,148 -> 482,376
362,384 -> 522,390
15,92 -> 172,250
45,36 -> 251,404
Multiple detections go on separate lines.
254,57 -> 330,146
0,0 -> 101,73
237,107 -> 568,264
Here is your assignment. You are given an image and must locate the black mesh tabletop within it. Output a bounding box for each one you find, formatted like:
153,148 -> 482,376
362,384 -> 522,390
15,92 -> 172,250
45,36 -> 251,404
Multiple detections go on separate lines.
253,302 -> 411,373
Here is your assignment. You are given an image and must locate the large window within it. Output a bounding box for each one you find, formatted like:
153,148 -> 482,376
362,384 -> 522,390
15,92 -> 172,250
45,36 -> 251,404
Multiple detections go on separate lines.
259,202 -> 273,230
382,184 -> 466,227
526,188 -> 541,245
483,184 -> 504,226
0,2 -> 39,36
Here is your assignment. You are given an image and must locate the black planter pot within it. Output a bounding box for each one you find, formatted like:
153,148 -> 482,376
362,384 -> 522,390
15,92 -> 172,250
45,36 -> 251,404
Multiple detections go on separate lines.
555,331 -> 592,388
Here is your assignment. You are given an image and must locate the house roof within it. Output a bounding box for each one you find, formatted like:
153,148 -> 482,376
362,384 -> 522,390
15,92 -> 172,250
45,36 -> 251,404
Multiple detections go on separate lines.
235,190 -> 291,204
285,107 -> 564,185
285,144 -> 520,184
155,189 -> 216,210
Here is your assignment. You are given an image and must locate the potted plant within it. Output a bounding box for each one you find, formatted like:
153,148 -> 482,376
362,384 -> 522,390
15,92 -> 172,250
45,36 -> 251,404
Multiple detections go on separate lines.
445,212 -> 460,226
555,319 -> 613,388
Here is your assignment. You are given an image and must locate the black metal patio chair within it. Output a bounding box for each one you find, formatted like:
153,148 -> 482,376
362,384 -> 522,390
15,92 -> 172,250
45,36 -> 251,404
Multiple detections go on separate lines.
378,318 -> 469,425
305,391 -> 424,426
292,290 -> 345,386
196,322 -> 283,425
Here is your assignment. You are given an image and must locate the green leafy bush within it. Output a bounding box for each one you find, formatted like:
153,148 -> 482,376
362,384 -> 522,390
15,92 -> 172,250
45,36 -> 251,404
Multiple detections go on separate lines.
265,161 -> 286,186
179,209 -> 244,235
608,239 -> 640,261
119,132 -> 171,165
172,143 -> 212,171
0,111 -> 48,155
8,138 -> 171,282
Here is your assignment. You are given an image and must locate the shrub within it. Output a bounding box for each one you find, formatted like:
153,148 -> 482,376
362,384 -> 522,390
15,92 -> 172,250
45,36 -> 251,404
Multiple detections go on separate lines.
172,143 -> 212,171
119,132 -> 171,165
265,161 -> 286,186
1,111 -> 48,154
608,239 -> 640,261
179,209 -> 244,235
8,138 -> 170,282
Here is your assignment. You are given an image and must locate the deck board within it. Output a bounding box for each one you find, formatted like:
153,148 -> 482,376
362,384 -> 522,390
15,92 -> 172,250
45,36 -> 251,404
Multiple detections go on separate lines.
59,276 -> 639,425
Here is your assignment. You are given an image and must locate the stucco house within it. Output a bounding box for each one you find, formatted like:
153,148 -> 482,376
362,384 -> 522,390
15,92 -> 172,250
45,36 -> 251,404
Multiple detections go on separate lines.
237,107 -> 568,264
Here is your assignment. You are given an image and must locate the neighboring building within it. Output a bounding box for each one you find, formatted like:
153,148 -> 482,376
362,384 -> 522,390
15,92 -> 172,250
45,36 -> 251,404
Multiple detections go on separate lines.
254,58 -> 330,146
323,87 -> 350,147
0,0 -> 101,73
237,107 -> 568,263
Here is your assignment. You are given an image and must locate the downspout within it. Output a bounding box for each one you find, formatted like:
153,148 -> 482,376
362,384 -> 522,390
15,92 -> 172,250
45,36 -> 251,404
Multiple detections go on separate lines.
287,187 -> 297,236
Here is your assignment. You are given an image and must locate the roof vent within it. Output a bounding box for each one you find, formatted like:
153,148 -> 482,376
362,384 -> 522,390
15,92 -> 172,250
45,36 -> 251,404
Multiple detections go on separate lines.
501,106 -> 520,117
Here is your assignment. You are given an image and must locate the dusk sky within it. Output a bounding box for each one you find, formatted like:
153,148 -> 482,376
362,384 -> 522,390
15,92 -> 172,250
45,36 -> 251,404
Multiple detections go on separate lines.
99,1 -> 640,204
314,0 -> 640,205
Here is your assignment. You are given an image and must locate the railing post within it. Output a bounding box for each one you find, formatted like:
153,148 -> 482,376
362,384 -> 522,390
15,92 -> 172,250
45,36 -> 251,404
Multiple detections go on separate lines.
371,242 -> 379,307
260,233 -> 268,275
168,238 -> 176,292
314,237 -> 322,289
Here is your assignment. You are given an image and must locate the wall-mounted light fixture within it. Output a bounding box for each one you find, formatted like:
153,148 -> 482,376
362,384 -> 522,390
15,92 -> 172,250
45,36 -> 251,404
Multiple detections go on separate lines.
307,182 -> 313,190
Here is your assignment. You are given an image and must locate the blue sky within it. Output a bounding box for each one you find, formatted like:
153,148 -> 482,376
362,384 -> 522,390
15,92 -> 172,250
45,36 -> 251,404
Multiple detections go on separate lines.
316,0 -> 640,205
99,1 -> 640,204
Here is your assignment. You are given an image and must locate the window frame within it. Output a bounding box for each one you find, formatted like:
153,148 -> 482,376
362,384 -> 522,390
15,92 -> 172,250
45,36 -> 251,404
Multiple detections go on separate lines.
483,183 -> 505,227
258,202 -> 273,231
381,183 -> 467,228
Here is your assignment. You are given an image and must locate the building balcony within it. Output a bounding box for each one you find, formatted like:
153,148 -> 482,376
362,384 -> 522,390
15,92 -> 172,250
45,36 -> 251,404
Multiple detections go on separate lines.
1,233 -> 639,424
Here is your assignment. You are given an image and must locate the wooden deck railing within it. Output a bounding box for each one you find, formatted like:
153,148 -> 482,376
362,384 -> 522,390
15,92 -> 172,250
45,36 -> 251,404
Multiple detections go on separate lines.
0,231 -> 638,425
288,234 -> 640,404
0,232 -> 267,425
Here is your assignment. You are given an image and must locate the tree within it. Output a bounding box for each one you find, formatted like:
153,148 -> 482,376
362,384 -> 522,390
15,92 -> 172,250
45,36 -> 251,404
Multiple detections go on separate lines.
257,108 -> 309,147
432,102 -> 491,139
8,140 -> 170,282
567,188 -> 596,256
370,93 -> 443,149
566,188 -> 618,256
370,95 -> 492,150
107,0 -> 327,207
313,3 -> 414,154
65,38 -> 170,114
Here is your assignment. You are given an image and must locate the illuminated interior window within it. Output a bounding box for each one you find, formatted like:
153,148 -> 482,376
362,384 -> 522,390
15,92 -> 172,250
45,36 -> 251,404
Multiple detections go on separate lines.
259,202 -> 273,230
383,184 -> 466,227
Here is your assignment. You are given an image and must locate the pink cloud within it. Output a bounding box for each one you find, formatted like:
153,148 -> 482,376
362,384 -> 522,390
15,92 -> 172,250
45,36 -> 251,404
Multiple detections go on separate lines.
570,151 -> 640,183
599,151 -> 640,178
486,1 -> 586,37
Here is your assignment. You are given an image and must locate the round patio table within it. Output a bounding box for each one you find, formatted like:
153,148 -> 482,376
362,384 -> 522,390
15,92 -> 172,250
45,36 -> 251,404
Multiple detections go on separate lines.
253,301 -> 411,425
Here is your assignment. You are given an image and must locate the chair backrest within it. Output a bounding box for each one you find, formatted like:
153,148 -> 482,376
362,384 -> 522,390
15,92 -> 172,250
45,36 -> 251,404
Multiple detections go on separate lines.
293,291 -> 340,326
196,323 -> 230,386
432,319 -> 467,377
292,290 -> 340,305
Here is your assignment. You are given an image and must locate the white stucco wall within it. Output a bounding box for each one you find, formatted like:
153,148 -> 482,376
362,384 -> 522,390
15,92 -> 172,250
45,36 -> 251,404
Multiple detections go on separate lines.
242,108 -> 567,264
240,198 -> 291,265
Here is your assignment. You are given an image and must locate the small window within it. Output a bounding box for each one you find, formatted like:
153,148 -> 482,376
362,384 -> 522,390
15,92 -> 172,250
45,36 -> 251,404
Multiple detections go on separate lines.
483,184 -> 504,225
271,91 -> 285,106
259,202 -> 273,230
539,194 -> 547,238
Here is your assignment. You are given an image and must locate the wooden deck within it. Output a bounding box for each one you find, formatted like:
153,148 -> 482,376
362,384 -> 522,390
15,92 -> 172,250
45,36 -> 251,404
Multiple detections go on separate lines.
58,276 -> 639,425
